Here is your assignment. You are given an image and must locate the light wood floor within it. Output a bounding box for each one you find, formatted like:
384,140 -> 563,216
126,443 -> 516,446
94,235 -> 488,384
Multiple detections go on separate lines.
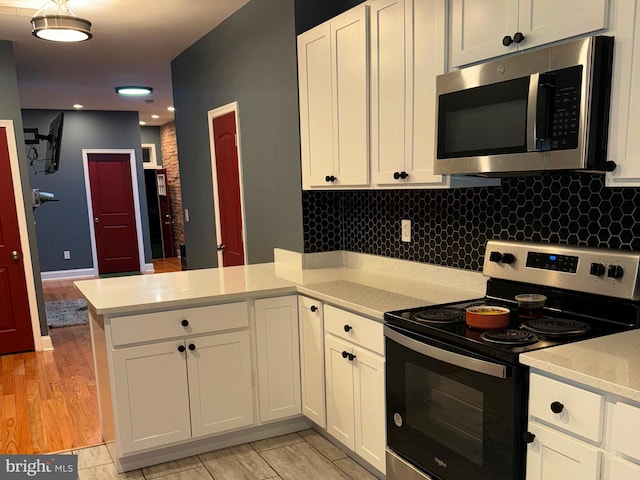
0,257 -> 182,454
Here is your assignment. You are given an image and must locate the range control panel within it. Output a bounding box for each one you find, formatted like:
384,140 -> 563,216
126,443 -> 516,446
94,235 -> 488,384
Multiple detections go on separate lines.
483,240 -> 640,300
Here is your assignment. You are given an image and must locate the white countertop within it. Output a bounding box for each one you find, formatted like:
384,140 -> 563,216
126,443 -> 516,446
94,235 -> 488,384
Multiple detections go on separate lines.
74,251 -> 487,320
520,329 -> 640,403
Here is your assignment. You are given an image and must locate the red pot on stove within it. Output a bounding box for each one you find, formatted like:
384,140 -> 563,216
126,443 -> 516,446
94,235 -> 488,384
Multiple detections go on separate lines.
465,306 -> 511,329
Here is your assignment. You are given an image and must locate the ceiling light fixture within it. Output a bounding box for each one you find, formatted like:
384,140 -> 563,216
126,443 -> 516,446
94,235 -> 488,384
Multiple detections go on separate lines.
151,114 -> 159,119
116,86 -> 153,96
72,104 -> 83,109
31,0 -> 92,43
167,106 -> 175,112
139,121 -> 147,126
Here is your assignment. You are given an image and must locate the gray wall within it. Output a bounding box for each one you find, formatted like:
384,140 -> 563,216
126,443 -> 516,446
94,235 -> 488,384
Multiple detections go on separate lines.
0,41 -> 47,335
23,110 -> 152,272
171,0 -> 303,269
141,126 -> 162,167
294,0 -> 366,33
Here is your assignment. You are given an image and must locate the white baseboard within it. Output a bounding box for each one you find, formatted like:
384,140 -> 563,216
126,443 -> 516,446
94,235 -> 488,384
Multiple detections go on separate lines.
41,268 -> 98,281
38,335 -> 54,351
143,262 -> 155,273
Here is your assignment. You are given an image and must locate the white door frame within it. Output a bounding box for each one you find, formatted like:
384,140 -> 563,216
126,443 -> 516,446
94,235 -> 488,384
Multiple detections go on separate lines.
207,102 -> 248,267
82,149 -> 149,275
1,119 -> 50,351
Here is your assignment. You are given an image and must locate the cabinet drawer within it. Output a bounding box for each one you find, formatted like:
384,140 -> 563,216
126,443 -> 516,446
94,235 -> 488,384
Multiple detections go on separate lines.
612,401 -> 640,461
110,302 -> 248,346
324,305 -> 383,355
529,373 -> 604,442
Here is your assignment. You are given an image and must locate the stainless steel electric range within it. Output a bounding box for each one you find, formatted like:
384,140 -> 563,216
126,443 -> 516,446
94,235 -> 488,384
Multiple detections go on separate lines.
384,240 -> 640,480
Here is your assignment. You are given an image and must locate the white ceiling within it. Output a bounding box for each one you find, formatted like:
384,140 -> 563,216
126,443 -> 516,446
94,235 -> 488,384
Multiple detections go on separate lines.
0,0 -> 249,126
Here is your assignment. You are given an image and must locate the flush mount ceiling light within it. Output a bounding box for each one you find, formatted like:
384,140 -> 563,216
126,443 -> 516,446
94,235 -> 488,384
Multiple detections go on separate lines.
115,86 -> 154,96
31,0 -> 92,42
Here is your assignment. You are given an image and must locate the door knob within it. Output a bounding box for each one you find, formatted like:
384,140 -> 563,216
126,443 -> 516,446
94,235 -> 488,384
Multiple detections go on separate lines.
217,244 -> 225,251
10,250 -> 20,261
94,217 -> 99,223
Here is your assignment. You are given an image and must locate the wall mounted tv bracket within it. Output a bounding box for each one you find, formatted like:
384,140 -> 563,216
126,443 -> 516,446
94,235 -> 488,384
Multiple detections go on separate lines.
23,127 -> 53,145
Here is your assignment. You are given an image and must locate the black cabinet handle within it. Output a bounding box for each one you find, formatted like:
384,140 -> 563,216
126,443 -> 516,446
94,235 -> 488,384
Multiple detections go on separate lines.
523,432 -> 536,444
513,32 -> 525,44
393,171 -> 409,180
550,401 -> 564,414
310,305 -> 318,312
188,343 -> 196,351
342,351 -> 349,358
344,324 -> 352,332
178,345 -> 186,353
502,35 -> 513,46
325,175 -> 337,182
393,171 -> 400,179
181,319 -> 189,327
348,353 -> 356,361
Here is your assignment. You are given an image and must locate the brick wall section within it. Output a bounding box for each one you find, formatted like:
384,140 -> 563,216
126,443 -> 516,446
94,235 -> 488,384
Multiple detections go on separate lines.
160,121 -> 184,257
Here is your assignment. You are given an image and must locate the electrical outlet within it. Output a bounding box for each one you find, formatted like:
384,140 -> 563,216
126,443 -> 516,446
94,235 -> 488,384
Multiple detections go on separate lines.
401,219 -> 411,242
63,250 -> 71,260
185,208 -> 190,222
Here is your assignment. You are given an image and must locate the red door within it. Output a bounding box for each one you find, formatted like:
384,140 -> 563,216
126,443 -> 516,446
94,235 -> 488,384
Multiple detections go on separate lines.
156,169 -> 175,258
0,126 -> 35,354
88,153 -> 140,274
212,112 -> 245,267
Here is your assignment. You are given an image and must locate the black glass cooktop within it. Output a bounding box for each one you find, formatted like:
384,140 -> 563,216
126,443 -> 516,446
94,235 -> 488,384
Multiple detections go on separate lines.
384,297 -> 629,365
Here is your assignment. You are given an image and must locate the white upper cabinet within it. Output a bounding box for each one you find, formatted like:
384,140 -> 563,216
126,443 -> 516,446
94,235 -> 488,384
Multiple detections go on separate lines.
298,6 -> 369,189
450,0 -> 609,67
370,0 -> 448,186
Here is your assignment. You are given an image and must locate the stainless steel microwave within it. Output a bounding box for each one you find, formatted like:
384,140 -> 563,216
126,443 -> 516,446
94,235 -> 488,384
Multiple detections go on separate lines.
434,36 -> 615,177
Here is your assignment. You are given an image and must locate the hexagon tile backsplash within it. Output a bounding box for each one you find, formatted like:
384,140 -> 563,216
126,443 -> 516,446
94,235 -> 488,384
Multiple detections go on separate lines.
302,173 -> 640,272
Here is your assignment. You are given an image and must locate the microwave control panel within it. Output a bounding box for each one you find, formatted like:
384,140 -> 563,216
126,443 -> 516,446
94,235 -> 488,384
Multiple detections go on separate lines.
547,66 -> 582,150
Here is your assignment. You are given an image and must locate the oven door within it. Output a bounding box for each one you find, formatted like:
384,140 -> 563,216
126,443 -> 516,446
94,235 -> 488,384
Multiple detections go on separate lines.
384,325 -> 527,480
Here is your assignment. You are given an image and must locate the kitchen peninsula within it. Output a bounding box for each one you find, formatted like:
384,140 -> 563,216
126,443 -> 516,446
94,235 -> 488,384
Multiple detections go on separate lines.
75,249 -> 487,475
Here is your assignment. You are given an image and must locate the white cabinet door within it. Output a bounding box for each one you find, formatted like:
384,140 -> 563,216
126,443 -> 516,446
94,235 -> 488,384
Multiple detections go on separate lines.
187,331 -> 254,438
112,340 -> 191,454
450,0 -> 608,67
371,0 -> 448,187
604,456 -> 640,480
331,5 -> 370,187
353,346 -> 386,474
298,296 -> 326,427
518,0 -> 608,52
370,0 -> 407,184
409,0 -> 448,185
526,422 -> 601,480
325,335 -> 355,449
450,0 -> 519,67
298,23 -> 334,189
255,296 -> 302,423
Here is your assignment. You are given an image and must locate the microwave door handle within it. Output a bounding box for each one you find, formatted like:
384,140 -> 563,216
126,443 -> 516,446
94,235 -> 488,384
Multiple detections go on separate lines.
384,326 -> 507,379
527,73 -> 540,152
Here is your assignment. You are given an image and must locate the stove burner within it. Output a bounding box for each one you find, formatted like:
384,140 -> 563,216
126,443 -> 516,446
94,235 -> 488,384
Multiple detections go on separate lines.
480,329 -> 540,346
521,318 -> 590,336
412,308 -> 464,324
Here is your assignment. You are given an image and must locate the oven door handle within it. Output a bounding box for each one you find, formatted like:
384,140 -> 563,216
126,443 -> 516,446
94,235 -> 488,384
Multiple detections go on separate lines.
384,326 -> 507,379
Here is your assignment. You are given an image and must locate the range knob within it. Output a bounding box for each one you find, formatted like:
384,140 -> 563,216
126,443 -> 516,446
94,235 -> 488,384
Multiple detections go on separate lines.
501,253 -> 515,264
590,263 -> 605,277
608,265 -> 624,279
489,251 -> 503,263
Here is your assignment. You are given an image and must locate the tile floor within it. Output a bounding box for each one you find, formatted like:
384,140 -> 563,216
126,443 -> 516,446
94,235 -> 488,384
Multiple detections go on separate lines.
71,430 -> 378,480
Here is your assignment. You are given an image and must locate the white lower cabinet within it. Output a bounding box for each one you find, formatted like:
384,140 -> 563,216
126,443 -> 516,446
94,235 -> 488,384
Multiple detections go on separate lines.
112,330 -> 254,454
526,370 -> 640,479
324,305 -> 386,474
298,296 -> 326,427
526,422 -> 601,480
255,296 -> 302,423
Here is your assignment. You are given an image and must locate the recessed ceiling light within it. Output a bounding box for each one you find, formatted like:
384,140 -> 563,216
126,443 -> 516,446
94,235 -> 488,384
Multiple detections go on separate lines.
167,106 -> 176,112
116,86 -> 153,96
31,0 -> 92,43
151,114 -> 160,119
73,104 -> 83,109
139,121 -> 147,126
